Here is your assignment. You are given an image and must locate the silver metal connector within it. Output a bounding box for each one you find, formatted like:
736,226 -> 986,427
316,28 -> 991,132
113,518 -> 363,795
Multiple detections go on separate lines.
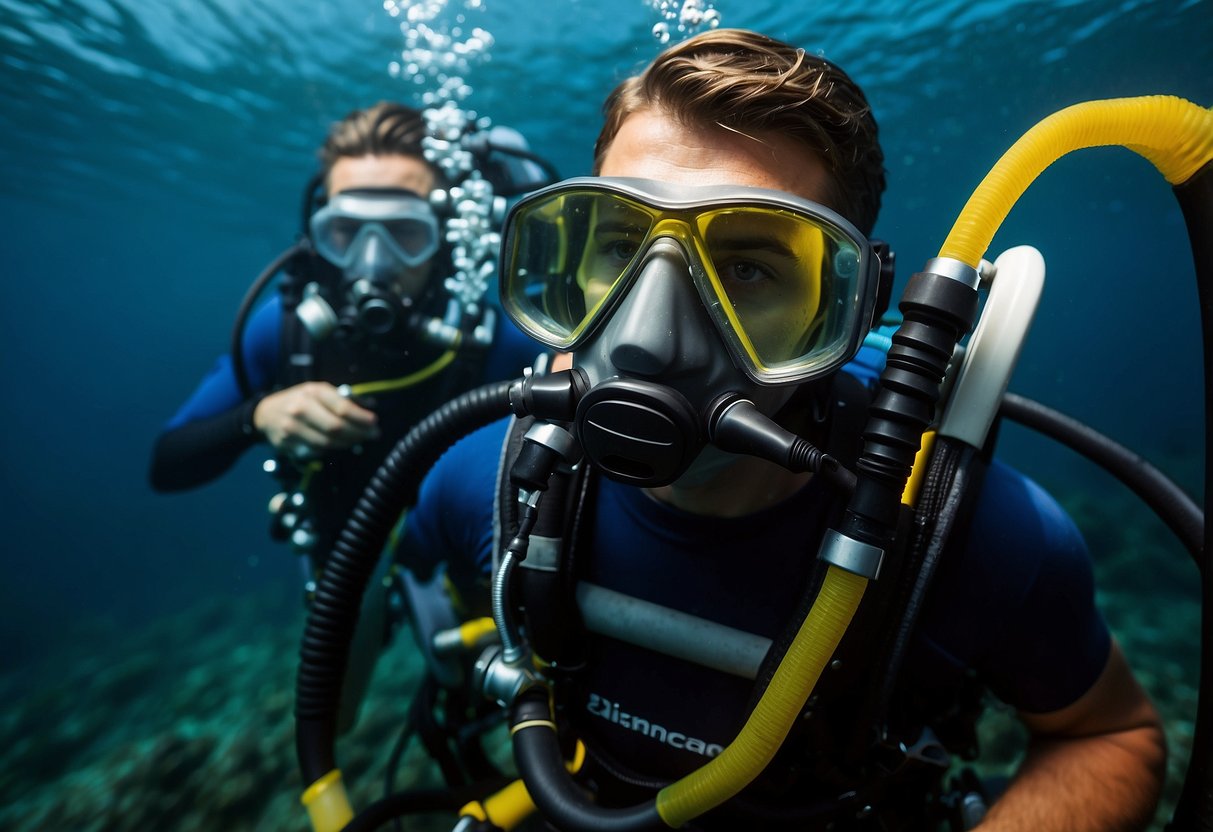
818,529 -> 884,579
922,257 -> 981,289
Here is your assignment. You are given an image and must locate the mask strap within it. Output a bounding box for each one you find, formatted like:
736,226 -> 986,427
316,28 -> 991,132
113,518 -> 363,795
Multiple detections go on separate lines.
300,171 -> 327,238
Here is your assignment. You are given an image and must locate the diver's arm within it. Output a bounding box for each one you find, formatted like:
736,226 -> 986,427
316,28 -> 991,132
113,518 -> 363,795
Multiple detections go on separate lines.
976,640 -> 1166,832
150,382 -> 380,491
149,398 -> 264,491
149,299 -> 283,492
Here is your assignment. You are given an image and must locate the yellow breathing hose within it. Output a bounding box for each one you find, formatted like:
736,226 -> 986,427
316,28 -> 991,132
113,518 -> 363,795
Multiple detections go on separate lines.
941,96 -> 1213,268
348,348 -> 459,397
655,435 -> 937,827
656,565 -> 867,826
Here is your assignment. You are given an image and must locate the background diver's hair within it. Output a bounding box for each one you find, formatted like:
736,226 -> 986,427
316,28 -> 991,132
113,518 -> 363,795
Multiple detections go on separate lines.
593,28 -> 886,236
318,101 -> 445,187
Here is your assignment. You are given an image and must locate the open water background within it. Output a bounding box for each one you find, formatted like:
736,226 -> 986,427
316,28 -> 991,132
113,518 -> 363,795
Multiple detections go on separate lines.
0,0 -> 1210,827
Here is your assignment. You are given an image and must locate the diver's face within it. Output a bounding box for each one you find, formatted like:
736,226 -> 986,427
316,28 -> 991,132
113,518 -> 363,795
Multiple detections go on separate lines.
327,154 -> 439,296
590,108 -> 835,393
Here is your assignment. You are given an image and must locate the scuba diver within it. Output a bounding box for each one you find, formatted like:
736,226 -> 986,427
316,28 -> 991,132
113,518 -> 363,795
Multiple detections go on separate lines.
346,31 -> 1170,831
149,101 -> 552,733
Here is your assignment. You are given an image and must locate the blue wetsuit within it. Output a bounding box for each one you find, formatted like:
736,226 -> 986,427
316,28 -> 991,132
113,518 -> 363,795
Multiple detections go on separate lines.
160,297 -> 539,433
398,363 -> 1111,817
150,293 -> 542,560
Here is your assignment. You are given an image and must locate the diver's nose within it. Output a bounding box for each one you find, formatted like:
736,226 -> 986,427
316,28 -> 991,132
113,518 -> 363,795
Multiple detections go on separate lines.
604,239 -> 703,377
348,232 -> 396,282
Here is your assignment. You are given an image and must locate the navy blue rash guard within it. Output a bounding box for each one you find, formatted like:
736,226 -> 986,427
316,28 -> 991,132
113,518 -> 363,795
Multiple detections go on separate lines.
398,383 -> 1112,782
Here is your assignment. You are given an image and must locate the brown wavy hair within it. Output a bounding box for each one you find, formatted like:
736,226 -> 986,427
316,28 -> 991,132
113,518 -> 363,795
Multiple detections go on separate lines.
319,101 -> 441,185
594,29 -> 885,235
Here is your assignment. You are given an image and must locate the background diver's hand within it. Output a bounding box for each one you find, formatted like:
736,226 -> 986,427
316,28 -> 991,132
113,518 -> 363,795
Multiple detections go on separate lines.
252,381 -> 380,455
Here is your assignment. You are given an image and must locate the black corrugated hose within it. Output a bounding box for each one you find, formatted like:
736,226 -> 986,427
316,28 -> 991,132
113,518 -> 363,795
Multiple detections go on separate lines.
295,380 -> 514,787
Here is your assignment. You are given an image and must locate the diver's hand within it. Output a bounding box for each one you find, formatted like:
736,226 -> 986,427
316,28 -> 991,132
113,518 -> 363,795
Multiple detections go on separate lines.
253,382 -> 380,454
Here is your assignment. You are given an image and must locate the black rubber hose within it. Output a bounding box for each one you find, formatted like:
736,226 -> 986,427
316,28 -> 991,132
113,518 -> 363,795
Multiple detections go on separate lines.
1170,161 -> 1213,832
231,239 -> 309,399
844,270 -> 979,541
295,380 -> 514,786
385,676 -> 428,832
861,437 -> 977,751
1000,392 -> 1203,564
511,691 -> 665,832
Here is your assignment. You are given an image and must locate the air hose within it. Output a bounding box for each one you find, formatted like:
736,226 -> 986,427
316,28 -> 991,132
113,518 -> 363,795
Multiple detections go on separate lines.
348,349 -> 459,397
231,238 -> 310,399
295,380 -> 515,832
940,96 -> 1213,265
1000,392 -> 1203,563
293,369 -> 588,832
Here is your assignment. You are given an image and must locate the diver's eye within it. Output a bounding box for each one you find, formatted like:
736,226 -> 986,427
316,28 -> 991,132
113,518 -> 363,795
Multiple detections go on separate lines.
720,260 -> 776,284
599,237 -> 640,265
328,217 -> 363,252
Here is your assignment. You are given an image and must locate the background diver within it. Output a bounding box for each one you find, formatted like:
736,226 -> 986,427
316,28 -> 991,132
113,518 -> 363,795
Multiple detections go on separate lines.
149,100 -> 550,737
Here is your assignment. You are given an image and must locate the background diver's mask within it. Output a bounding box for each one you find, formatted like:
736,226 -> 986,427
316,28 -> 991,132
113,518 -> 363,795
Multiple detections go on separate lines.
298,187 -> 441,340
500,176 -> 883,487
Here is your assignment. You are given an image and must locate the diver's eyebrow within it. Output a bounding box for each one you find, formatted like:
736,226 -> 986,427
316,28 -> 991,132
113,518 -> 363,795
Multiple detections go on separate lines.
711,235 -> 799,260
593,220 -> 649,235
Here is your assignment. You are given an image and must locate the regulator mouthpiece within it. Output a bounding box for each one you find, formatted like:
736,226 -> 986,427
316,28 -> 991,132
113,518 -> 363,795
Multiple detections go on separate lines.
573,377 -> 703,487
349,279 -> 403,336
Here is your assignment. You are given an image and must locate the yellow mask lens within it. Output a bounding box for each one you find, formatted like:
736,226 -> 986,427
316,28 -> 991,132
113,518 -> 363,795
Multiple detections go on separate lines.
503,192 -> 656,347
501,179 -> 872,384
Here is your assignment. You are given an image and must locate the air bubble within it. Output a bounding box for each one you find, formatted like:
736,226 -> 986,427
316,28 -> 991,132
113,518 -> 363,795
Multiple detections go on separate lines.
646,0 -> 721,41
385,0 -> 506,316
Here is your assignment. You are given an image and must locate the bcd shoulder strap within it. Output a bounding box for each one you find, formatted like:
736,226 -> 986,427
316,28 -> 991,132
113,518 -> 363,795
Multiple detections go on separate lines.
277,274 -> 317,389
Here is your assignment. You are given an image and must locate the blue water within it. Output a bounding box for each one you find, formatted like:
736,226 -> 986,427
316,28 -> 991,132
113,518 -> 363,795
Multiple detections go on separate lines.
1,0 -> 1209,725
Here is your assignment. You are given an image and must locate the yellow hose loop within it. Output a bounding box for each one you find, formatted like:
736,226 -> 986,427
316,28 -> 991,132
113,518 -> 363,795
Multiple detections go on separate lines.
300,769 -> 354,832
941,95 -> 1213,267
348,349 -> 458,397
656,566 -> 867,827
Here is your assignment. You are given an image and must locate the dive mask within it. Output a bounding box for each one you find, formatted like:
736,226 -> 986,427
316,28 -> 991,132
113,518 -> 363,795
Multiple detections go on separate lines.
309,188 -> 440,272
301,188 -> 442,339
500,177 -> 881,387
